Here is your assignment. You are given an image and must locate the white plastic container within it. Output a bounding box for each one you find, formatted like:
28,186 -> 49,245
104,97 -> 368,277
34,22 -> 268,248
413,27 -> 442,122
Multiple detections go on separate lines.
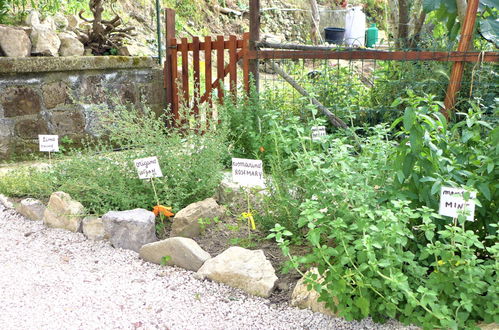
344,6 -> 366,47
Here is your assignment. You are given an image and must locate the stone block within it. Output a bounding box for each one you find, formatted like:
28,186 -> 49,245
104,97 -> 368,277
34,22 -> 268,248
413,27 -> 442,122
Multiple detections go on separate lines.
140,237 -> 211,271
197,246 -> 278,298
1,86 -> 41,117
16,198 -> 46,221
30,27 -> 61,57
102,209 -> 157,252
0,25 -> 31,57
46,109 -> 85,135
291,268 -> 338,316
82,216 -> 107,240
171,198 -> 224,238
14,117 -> 49,138
42,81 -> 70,109
43,191 -> 85,232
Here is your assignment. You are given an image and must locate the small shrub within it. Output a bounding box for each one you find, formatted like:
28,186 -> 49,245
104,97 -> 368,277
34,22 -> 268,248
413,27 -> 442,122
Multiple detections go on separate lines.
0,101 -> 228,215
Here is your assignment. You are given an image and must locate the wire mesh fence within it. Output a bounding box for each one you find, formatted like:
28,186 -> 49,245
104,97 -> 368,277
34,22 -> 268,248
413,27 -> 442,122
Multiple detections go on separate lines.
254,35 -> 498,127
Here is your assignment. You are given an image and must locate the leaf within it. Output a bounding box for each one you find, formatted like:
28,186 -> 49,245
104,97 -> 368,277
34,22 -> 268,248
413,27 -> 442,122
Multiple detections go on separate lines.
308,230 -> 320,246
409,127 -> 423,153
487,162 -> 494,174
461,130 -> 474,143
404,108 -> 416,131
423,0 -> 442,12
354,297 -> 370,317
403,154 -> 415,177
480,16 -> 499,47
397,170 -> 405,184
478,182 -> 491,201
480,0 -> 499,8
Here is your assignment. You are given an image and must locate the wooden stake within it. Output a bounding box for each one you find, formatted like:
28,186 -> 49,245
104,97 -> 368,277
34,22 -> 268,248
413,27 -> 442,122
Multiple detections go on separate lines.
249,0 -> 260,94
443,0 -> 480,118
269,62 -> 348,129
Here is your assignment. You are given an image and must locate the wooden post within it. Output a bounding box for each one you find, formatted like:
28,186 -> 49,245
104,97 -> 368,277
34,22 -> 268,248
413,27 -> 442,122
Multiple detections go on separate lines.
164,8 -> 176,124
249,0 -> 260,94
242,32 -> 250,95
443,0 -> 479,118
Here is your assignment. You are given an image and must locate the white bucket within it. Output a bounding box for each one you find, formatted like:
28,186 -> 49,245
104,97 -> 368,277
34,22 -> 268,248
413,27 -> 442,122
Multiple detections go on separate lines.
344,6 -> 366,47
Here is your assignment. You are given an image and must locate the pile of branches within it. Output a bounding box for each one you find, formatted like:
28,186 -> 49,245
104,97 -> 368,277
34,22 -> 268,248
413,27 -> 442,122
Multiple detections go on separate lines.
76,0 -> 135,55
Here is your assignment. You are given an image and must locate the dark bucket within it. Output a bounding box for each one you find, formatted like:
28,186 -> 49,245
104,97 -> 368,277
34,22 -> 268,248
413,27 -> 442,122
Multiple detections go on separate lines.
324,27 -> 345,44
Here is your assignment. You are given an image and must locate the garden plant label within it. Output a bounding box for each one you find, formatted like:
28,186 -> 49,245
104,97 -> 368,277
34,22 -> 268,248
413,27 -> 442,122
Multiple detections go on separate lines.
134,156 -> 163,180
439,187 -> 476,221
38,135 -> 59,152
311,126 -> 327,140
232,158 -> 265,187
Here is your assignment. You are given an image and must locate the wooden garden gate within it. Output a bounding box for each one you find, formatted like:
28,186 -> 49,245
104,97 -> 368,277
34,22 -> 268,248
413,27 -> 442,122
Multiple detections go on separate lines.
163,8 -> 251,126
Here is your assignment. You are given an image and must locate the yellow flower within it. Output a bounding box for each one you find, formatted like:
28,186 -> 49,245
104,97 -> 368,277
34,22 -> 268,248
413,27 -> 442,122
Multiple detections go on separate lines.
437,260 -> 445,266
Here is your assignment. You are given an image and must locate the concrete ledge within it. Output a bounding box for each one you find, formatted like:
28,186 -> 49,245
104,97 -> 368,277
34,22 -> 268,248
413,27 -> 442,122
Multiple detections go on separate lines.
0,56 -> 157,73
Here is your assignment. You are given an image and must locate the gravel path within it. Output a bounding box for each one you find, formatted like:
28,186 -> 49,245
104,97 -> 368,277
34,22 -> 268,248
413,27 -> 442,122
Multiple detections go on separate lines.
0,203 -> 416,330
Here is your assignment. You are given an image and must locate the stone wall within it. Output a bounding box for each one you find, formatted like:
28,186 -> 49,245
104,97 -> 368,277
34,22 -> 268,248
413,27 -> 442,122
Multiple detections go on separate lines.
0,56 -> 165,160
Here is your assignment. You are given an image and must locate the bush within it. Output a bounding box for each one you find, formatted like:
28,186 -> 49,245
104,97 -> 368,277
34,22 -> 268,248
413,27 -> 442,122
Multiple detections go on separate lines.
264,94 -> 498,328
0,102 -> 228,215
389,92 -> 498,239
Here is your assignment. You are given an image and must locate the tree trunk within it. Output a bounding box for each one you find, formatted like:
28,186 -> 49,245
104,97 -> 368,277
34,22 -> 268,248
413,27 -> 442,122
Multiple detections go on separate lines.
397,0 -> 410,48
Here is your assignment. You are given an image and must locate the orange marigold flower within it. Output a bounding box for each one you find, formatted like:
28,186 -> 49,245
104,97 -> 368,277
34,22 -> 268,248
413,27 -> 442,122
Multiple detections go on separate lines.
152,205 -> 174,217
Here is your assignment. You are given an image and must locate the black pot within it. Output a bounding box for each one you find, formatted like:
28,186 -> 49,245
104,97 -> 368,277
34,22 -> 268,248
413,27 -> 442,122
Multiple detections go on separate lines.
324,27 -> 345,44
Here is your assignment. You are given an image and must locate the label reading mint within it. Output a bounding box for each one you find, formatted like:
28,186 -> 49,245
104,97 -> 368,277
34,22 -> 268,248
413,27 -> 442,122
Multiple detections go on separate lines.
134,156 -> 163,180
38,135 -> 59,152
311,126 -> 327,141
232,158 -> 265,187
439,187 -> 476,221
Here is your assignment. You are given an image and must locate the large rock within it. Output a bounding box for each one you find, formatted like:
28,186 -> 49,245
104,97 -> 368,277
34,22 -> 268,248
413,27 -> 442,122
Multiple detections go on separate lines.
30,27 -> 61,56
171,198 -> 224,238
43,192 -> 85,232
58,32 -> 84,56
140,237 -> 211,271
0,25 -> 31,57
0,194 -> 14,209
102,209 -> 157,252
66,15 -> 80,30
82,216 -> 106,241
53,13 -> 69,30
197,246 -> 277,298
16,198 -> 45,221
291,268 -> 337,316
24,11 -> 41,27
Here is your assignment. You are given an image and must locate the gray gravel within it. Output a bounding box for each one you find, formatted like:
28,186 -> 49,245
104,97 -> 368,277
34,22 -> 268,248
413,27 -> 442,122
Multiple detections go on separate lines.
0,203 -> 416,330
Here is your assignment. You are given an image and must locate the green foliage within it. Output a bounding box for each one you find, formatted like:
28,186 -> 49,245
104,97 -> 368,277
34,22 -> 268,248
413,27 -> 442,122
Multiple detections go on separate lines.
389,92 -> 498,238
252,89 -> 498,328
0,102 -> 228,215
274,198 -> 498,328
0,0 -> 9,23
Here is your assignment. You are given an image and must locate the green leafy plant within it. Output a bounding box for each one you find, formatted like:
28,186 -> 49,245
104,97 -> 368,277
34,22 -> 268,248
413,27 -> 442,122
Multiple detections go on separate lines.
0,100 -> 229,216
389,92 -> 498,238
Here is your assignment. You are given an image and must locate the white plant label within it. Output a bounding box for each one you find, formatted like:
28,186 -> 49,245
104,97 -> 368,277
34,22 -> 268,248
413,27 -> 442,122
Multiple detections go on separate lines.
134,156 -> 163,180
311,126 -> 327,141
38,135 -> 59,152
232,158 -> 265,187
439,187 -> 476,221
